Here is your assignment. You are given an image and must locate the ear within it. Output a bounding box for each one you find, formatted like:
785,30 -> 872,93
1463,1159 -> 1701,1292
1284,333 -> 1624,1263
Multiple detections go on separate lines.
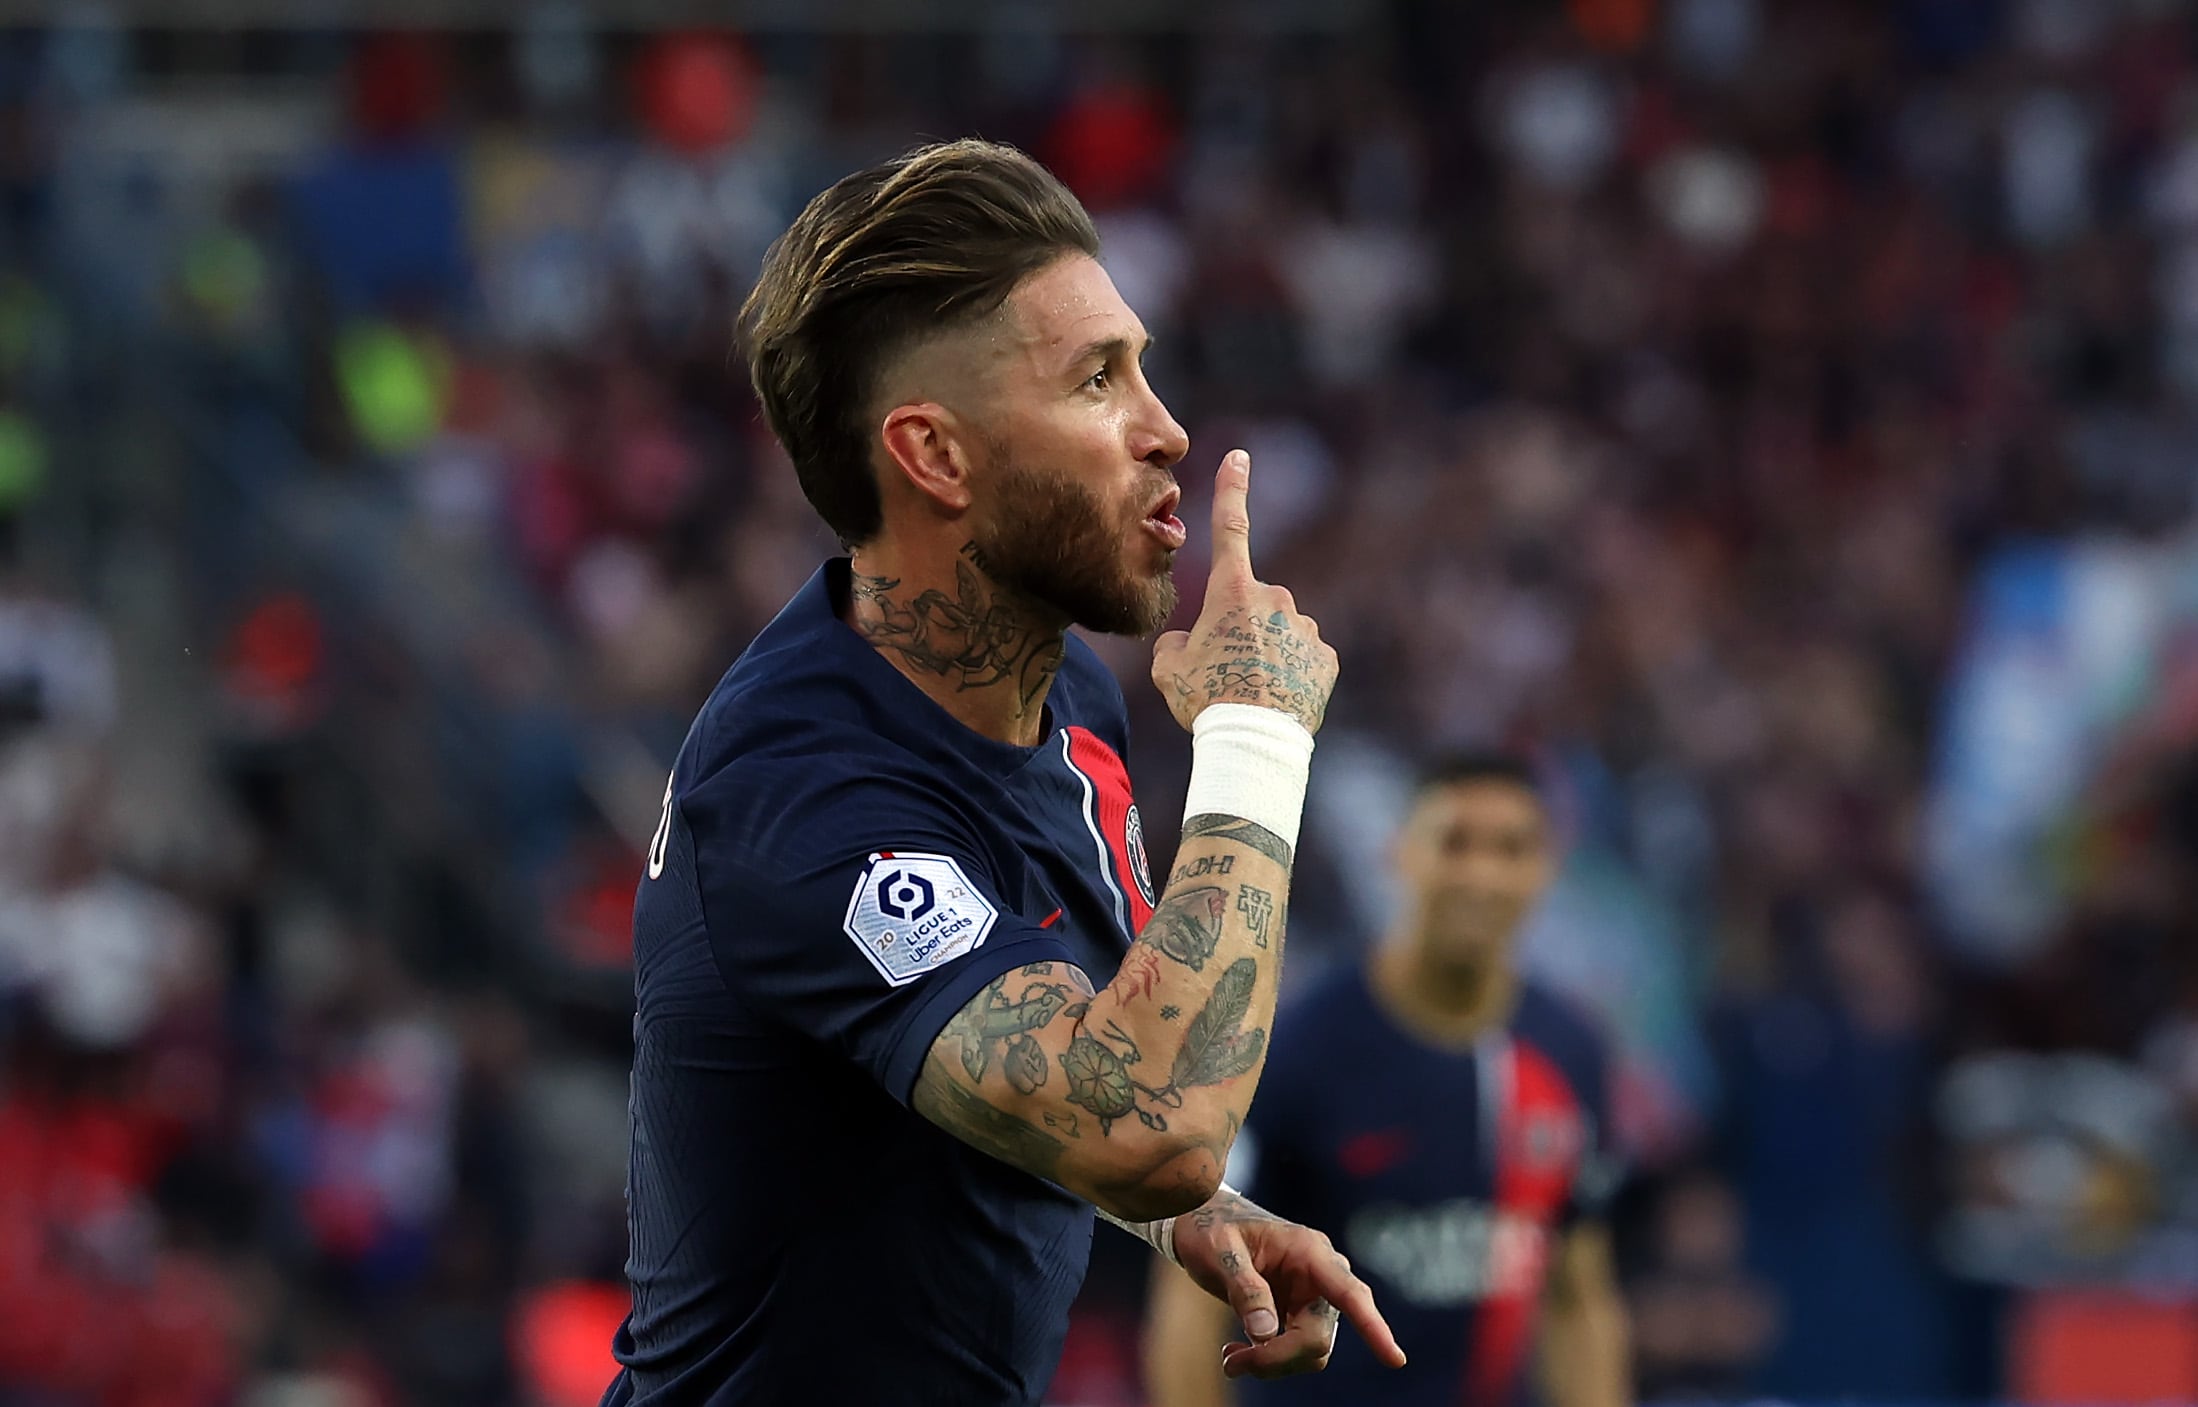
878,402 -> 977,515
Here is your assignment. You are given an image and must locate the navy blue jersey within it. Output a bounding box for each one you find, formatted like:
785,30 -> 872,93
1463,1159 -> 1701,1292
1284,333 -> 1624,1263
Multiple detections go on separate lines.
602,560 -> 1160,1407
1236,967 -> 1618,1407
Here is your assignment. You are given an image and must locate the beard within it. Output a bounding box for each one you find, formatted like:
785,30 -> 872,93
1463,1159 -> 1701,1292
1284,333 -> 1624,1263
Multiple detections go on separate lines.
970,446 -> 1178,638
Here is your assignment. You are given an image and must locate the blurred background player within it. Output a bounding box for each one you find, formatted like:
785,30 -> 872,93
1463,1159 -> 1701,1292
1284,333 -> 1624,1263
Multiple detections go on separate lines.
1145,754 -> 1628,1407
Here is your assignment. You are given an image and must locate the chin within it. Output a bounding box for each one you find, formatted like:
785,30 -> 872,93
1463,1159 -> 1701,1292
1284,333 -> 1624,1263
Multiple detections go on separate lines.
1124,569 -> 1179,636
1080,581 -> 1175,637
1428,932 -> 1508,970
1070,558 -> 1176,638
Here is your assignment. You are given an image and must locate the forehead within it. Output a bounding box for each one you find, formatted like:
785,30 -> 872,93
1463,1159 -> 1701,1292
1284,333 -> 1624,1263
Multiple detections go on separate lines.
1406,779 -> 1548,837
999,253 -> 1145,365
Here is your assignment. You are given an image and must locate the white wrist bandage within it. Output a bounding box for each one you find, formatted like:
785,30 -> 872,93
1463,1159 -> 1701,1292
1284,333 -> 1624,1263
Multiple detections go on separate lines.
1181,705 -> 1315,854
1096,1182 -> 1241,1267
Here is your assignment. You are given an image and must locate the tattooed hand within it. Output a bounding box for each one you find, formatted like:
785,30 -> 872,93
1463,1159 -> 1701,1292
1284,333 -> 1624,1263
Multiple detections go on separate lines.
1171,1188 -> 1406,1380
1152,450 -> 1339,735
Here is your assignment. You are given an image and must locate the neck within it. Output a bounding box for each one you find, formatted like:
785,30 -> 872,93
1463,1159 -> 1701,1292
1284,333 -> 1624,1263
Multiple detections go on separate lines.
1368,937 -> 1518,1049
844,539 -> 1068,748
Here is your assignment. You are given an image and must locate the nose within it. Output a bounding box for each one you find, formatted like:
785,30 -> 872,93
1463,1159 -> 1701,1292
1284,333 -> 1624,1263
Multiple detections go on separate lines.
1131,385 -> 1190,471
1443,844 -> 1507,891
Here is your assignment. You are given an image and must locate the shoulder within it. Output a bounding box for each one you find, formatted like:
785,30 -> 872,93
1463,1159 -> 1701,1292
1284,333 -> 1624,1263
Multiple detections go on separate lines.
684,730 -> 980,858
683,631 -> 868,773
1241,963 -> 1371,1148
1265,962 -> 1375,1074
674,642 -> 987,867
1283,960 -> 1374,1024
1514,980 -> 1614,1102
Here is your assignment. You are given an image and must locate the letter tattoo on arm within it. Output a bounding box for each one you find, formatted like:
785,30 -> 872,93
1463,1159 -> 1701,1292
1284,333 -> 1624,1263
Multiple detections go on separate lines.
1167,852 -> 1236,887
1235,884 -> 1275,951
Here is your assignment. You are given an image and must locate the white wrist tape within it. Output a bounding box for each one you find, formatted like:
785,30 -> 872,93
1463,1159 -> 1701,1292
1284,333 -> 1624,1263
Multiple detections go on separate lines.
1097,1207 -> 1182,1266
1182,704 -> 1315,854
1095,1182 -> 1242,1267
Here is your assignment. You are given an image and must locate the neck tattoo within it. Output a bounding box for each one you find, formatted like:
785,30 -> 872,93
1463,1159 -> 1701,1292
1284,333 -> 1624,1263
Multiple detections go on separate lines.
849,543 -> 1066,717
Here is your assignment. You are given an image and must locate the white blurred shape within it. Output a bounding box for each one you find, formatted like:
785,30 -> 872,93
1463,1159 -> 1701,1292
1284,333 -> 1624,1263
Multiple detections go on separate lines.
1494,65 -> 1618,193
1095,208 -> 1191,335
1648,147 -> 1765,254
2004,89 -> 2096,247
0,871 -> 194,1048
1277,219 -> 1439,387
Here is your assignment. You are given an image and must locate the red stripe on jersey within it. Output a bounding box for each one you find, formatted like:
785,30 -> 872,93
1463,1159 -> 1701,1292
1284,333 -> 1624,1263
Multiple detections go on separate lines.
1062,727 -> 1156,934
1039,908 -> 1063,929
1464,1040 -> 1584,1407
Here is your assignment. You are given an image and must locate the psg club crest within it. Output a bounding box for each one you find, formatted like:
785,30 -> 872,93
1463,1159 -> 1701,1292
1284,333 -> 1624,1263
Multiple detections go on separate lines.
842,851 -> 999,986
1125,805 -> 1156,908
1519,1109 -> 1585,1173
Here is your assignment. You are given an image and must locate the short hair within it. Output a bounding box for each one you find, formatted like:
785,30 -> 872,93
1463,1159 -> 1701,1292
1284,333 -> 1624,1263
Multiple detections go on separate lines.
739,139 -> 1102,548
1413,750 -> 1543,800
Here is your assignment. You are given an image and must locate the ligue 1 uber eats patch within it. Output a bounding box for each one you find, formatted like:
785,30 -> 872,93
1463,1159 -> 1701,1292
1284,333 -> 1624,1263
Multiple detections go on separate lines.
843,851 -> 1000,985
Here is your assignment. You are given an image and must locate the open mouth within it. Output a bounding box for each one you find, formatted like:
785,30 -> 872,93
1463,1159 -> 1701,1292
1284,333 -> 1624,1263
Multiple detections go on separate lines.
1142,485 -> 1186,551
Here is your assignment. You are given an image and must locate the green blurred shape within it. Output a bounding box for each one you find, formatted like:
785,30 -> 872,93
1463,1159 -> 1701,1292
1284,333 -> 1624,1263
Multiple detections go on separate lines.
0,275 -> 59,379
181,229 -> 269,328
336,319 -> 452,457
0,408 -> 48,511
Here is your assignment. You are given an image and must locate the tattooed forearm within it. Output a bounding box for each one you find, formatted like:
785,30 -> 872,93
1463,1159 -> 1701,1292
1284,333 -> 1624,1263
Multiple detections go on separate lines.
1060,1018 -> 1155,1134
916,803 -> 1287,1204
1181,813 -> 1293,868
1145,886 -> 1228,970
848,544 -> 1065,709
942,969 -> 1086,1088
1061,959 -> 1267,1131
916,963 -> 1095,1176
1235,883 -> 1275,950
1166,958 -> 1266,1095
1167,852 -> 1236,887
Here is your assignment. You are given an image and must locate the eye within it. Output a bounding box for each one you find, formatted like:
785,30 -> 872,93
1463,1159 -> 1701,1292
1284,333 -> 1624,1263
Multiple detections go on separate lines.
1084,366 -> 1111,392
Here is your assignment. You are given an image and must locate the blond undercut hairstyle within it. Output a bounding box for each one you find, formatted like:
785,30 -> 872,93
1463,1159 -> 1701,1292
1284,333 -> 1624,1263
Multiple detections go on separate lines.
739,139 -> 1102,549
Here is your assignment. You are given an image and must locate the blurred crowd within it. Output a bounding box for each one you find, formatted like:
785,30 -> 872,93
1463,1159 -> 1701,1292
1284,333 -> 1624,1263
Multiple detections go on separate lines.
4,1 -> 2198,1403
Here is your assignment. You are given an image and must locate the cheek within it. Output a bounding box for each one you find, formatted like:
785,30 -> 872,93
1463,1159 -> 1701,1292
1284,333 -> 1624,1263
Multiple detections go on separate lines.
1040,413 -> 1141,498
1045,401 -> 1130,455
1497,865 -> 1548,905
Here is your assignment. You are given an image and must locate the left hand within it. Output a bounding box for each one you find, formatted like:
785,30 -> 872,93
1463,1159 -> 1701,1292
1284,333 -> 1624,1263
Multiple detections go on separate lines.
1170,1192 -> 1407,1380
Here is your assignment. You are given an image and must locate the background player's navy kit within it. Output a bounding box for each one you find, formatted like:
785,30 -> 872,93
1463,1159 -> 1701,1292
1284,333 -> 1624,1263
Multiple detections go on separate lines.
1237,967 -> 1618,1407
603,559 -> 1160,1407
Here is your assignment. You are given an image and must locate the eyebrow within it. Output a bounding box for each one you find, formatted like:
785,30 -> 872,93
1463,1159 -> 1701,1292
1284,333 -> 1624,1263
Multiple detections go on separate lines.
1063,333 -> 1151,374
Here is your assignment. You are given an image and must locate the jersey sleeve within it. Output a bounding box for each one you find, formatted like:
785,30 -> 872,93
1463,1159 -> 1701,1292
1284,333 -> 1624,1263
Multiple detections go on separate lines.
684,759 -> 1077,1106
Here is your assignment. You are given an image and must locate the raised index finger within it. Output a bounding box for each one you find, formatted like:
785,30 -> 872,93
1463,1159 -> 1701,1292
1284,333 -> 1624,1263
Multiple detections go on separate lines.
1207,449 -> 1253,588
1313,1254 -> 1406,1368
